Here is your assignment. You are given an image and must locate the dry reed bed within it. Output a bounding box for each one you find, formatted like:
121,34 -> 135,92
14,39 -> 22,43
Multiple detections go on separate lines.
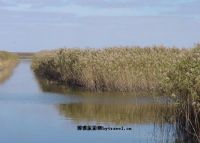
32,46 -> 187,92
163,45 -> 200,141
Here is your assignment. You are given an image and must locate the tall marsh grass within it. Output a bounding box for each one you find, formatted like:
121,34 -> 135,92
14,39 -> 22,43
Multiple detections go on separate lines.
32,46 -> 186,92
163,44 -> 200,141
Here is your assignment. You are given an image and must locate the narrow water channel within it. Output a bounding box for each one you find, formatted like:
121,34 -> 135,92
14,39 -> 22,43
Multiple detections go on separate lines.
0,60 -> 184,143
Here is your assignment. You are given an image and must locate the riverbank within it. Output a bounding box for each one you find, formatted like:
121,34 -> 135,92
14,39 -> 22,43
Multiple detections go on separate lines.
0,51 -> 18,83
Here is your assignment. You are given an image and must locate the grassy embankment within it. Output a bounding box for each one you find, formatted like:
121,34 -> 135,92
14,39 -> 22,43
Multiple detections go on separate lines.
0,51 -> 18,83
32,45 -> 200,141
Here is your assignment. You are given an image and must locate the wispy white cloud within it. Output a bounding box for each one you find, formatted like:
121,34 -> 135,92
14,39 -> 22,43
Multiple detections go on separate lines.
0,4 -> 163,17
0,0 -> 199,18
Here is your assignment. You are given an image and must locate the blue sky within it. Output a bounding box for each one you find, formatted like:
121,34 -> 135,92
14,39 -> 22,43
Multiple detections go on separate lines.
0,0 -> 200,52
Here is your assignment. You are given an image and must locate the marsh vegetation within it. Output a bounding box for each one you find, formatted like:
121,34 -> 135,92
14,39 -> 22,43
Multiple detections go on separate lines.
32,46 -> 187,92
0,51 -> 18,83
163,45 -> 200,142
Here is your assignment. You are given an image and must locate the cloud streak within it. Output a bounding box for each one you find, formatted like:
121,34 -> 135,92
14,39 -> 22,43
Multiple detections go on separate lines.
0,0 -> 199,18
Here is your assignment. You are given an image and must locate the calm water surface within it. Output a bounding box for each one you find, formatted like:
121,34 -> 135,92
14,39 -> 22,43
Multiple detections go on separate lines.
0,60 -> 183,143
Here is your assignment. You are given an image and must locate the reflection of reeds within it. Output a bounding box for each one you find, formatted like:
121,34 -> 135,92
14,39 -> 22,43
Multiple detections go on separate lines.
58,103 -> 175,124
0,51 -> 18,83
32,47 -> 187,92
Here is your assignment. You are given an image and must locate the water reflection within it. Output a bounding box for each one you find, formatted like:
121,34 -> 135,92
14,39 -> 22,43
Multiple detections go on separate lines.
36,70 -> 176,125
58,103 -> 175,124
36,66 -> 199,143
35,78 -> 181,143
